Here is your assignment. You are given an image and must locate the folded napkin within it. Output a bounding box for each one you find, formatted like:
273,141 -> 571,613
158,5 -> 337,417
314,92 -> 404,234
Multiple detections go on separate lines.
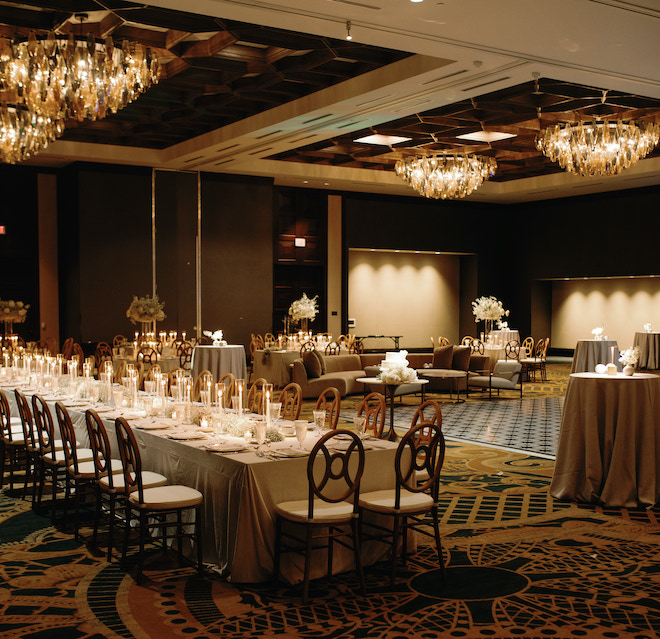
267,446 -> 308,458
166,431 -> 207,441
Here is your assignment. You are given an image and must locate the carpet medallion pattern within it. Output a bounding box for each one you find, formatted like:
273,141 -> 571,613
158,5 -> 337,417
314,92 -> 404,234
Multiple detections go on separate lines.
2,434 -> 660,639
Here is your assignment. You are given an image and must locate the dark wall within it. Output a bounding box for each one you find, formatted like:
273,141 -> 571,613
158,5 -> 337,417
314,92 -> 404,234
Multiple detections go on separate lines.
201,173 -> 273,348
0,166 -> 40,341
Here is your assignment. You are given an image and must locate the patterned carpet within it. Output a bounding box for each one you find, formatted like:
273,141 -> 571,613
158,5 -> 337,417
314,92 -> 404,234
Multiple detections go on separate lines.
3,362 -> 660,638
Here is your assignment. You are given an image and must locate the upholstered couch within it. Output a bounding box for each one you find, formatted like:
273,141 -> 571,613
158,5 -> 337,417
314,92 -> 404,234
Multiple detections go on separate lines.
291,351 -> 367,398
290,346 -> 493,399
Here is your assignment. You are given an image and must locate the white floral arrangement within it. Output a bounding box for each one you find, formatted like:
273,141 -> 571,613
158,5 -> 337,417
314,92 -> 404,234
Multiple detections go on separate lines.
203,329 -> 226,346
379,351 -> 418,384
289,293 -> 318,322
472,295 -> 509,322
497,320 -> 508,329
126,295 -> 166,324
591,327 -> 603,339
644,323 -> 652,333
221,412 -> 253,438
0,299 -> 29,323
619,346 -> 640,367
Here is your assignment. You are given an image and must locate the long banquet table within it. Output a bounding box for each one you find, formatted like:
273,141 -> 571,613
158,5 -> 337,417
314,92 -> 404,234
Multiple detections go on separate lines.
2,381 -> 400,584
550,372 -> 660,508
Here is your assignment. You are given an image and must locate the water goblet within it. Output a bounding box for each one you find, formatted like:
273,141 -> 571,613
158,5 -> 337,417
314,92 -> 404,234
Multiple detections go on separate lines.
353,415 -> 367,438
269,402 -> 282,422
295,420 -> 307,448
312,410 -> 326,430
144,380 -> 156,394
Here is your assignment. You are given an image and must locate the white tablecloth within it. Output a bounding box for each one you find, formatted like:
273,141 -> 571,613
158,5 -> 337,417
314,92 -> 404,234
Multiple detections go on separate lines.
550,372 -> 660,508
192,345 -> 247,382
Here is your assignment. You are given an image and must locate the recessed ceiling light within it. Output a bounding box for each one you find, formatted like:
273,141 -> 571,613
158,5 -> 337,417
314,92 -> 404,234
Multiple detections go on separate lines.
354,134 -> 412,145
457,131 -> 517,142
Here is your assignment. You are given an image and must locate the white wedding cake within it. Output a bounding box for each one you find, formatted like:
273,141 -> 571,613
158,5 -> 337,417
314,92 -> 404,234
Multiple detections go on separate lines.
379,350 -> 418,384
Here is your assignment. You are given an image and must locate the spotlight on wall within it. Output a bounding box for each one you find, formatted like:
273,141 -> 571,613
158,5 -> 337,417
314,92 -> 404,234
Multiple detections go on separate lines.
345,20 -> 353,40
0,225 -> 5,235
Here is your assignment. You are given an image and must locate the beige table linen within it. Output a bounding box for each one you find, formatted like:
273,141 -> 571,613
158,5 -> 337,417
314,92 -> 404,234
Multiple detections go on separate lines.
633,332 -> 660,370
253,349 -> 299,387
2,383 -> 399,584
570,339 -> 620,373
192,345 -> 247,382
550,372 -> 660,508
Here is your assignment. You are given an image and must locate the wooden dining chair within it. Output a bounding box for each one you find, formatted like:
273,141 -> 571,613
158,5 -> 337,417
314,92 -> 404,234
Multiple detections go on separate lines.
324,342 -> 340,356
504,340 -> 521,361
94,341 -> 113,374
247,378 -> 268,414
357,392 -> 386,439
71,342 -> 85,367
0,389 -> 25,495
177,342 -> 193,370
115,417 -> 203,585
411,399 -> 443,429
113,334 -> 126,348
359,421 -> 446,585
61,337 -> 74,360
314,387 -> 341,429
521,336 -> 534,359
273,429 -> 366,603
86,410 -> 164,561
278,382 -> 302,421
470,339 -> 484,355
193,370 -> 214,402
219,372 -> 236,408
55,401 -> 97,539
437,336 -> 450,347
299,340 -> 316,357
15,390 -> 40,504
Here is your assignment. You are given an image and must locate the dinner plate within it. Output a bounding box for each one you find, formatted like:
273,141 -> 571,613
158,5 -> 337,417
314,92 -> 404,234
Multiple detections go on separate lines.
136,422 -> 171,430
204,442 -> 248,453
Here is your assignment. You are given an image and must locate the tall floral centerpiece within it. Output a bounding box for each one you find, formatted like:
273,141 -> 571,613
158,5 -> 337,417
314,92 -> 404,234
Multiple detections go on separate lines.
288,293 -> 318,333
619,346 -> 639,376
472,295 -> 509,338
0,299 -> 29,337
126,295 -> 166,337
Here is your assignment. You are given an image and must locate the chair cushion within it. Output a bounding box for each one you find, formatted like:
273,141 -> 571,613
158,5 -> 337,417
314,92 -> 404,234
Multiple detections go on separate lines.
359,489 -> 434,514
303,350 -> 322,379
275,498 -> 356,524
73,459 -> 123,478
101,470 -> 168,491
131,484 -> 203,510
492,361 -> 522,381
47,447 -> 94,464
452,346 -> 471,371
432,345 -> 453,369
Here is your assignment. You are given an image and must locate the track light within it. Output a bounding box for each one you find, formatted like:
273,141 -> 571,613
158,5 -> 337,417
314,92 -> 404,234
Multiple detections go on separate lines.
345,20 -> 352,40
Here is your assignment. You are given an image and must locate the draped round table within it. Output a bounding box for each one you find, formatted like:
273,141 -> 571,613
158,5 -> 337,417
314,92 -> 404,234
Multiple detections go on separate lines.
570,339 -> 620,373
550,372 -> 660,508
633,331 -> 660,370
192,345 -> 247,382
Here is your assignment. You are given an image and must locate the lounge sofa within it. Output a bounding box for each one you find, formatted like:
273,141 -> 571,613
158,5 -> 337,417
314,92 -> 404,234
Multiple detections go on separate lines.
291,351 -> 367,398
290,346 -> 492,399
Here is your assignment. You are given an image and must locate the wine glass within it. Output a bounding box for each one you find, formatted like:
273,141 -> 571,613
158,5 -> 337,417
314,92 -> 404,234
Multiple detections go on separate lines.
353,415 -> 367,438
312,410 -> 326,431
295,420 -> 307,448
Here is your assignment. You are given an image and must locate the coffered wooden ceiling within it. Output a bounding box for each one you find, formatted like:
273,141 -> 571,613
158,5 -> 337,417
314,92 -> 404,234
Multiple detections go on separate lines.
0,0 -> 659,202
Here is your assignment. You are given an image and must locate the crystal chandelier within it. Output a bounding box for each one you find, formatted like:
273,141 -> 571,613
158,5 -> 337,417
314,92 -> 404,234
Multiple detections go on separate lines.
536,120 -> 660,177
395,153 -> 497,199
0,28 -> 160,163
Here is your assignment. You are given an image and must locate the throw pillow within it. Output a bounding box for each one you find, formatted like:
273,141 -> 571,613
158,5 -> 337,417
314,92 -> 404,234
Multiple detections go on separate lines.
314,349 -> 326,374
452,346 -> 471,371
303,350 -> 322,378
432,345 -> 453,369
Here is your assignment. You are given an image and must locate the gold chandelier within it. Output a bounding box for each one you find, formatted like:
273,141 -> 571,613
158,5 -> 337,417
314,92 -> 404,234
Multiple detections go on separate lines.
0,29 -> 160,163
395,153 -> 497,199
536,120 -> 660,177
